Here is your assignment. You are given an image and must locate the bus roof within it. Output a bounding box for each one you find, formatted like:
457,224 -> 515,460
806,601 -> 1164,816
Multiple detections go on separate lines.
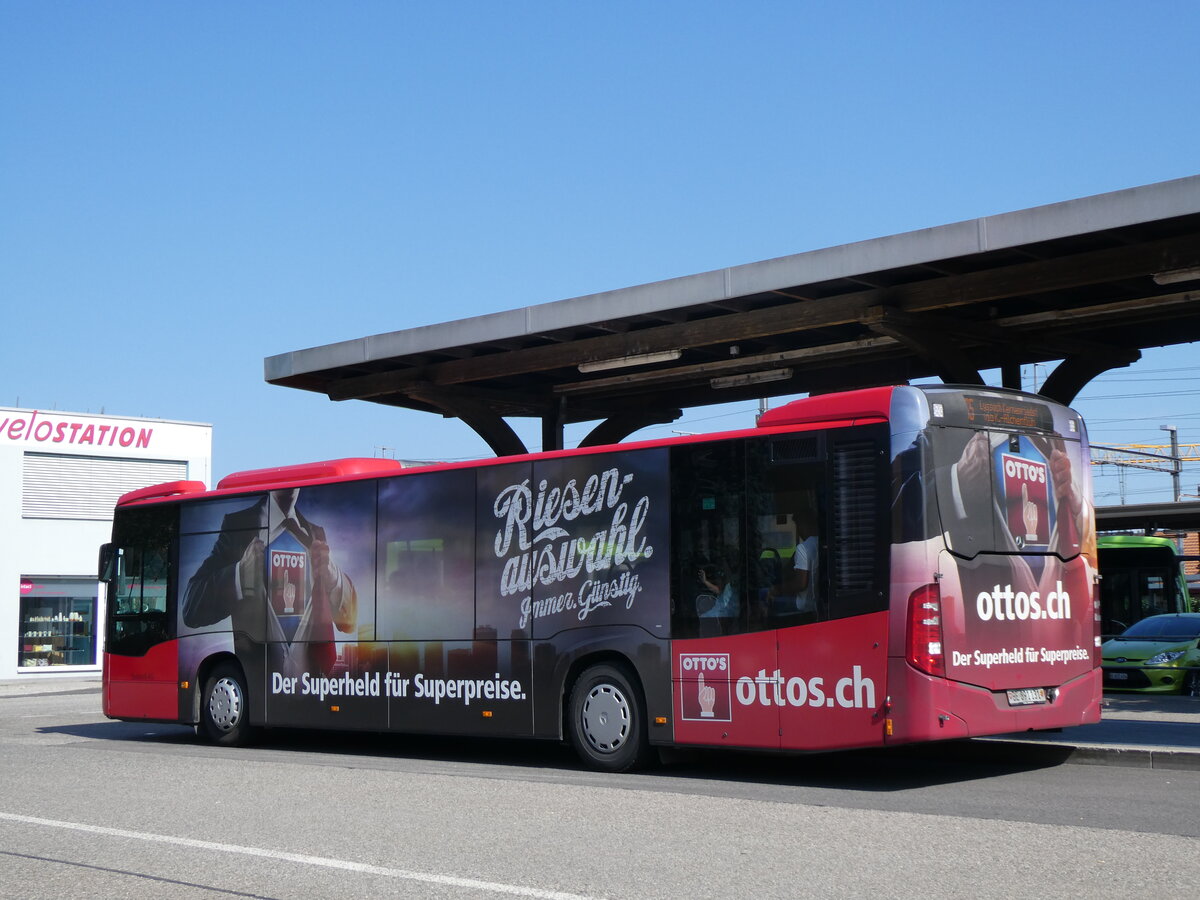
1097,534 -> 1184,552
115,383 -> 1068,508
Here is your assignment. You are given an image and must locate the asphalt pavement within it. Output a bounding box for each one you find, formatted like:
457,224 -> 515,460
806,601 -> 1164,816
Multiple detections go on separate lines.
2,673 -> 1198,770
974,691 -> 1200,770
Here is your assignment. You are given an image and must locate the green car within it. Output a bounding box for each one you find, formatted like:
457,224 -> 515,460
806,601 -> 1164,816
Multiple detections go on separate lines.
1101,613 -> 1200,695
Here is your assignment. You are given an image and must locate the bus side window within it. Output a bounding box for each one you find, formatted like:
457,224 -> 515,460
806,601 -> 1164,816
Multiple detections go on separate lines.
670,440 -> 747,639
746,437 -> 825,630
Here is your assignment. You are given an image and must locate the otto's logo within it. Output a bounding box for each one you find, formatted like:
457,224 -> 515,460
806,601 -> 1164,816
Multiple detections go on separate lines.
270,550 -> 307,615
679,653 -> 731,722
1002,455 -> 1047,484
1001,452 -> 1050,545
680,654 -> 727,673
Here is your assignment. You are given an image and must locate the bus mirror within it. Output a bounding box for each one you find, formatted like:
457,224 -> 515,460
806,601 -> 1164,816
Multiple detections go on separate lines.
98,543 -> 116,581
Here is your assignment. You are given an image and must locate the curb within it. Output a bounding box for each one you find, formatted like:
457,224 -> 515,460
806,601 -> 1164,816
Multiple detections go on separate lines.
963,738 -> 1200,771
0,687 -> 102,700
0,678 -> 102,700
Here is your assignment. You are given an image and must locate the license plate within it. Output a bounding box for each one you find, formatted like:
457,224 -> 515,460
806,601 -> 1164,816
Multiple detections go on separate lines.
1108,672 -> 1129,681
1006,688 -> 1047,706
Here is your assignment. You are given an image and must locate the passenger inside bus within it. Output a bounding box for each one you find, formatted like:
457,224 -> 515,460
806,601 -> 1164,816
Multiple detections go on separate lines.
762,498 -> 820,623
696,564 -> 737,636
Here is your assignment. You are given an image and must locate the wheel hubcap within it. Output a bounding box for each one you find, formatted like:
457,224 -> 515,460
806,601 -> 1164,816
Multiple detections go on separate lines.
581,683 -> 630,754
208,677 -> 243,732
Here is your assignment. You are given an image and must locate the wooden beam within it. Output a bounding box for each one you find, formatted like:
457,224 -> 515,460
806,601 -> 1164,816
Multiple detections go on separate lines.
863,306 -> 1136,360
541,398 -> 566,453
1040,350 -> 1143,405
864,309 -> 984,385
579,409 -> 683,448
555,336 -> 898,396
404,386 -> 529,457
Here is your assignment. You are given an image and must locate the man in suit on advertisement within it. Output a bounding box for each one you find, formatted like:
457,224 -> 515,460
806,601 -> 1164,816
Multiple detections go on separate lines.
182,487 -> 357,675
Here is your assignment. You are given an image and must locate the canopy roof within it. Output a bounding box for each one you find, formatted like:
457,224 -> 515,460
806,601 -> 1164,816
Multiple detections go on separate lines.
1097,502 -> 1200,534
266,175 -> 1200,455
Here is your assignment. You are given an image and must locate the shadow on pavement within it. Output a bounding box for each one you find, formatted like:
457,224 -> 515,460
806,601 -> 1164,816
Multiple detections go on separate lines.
37,718 -> 1072,792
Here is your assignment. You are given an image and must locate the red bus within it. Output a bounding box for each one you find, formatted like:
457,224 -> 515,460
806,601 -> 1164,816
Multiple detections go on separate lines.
100,385 -> 1101,771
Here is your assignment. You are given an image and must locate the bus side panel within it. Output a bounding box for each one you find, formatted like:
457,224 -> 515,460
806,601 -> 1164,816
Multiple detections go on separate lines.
252,638 -> 536,737
536,626 -> 671,741
384,638 -> 534,737
884,657 -> 961,744
673,614 -> 891,752
776,612 -> 889,751
176,630 -> 237,725
103,640 -> 179,721
672,630 -> 780,750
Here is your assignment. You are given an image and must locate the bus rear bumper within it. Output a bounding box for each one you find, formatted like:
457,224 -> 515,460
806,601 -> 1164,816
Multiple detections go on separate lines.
885,660 -> 1102,745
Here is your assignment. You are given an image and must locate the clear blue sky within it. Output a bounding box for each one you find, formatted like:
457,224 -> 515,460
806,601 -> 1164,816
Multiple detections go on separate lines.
3,1 -> 1197,505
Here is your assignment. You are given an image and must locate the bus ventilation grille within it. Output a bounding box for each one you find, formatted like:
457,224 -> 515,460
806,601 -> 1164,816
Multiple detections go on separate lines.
770,436 -> 820,463
832,440 -> 878,592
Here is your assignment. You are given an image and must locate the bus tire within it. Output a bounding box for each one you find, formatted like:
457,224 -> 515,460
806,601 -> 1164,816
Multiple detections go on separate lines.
568,663 -> 652,772
200,663 -> 252,746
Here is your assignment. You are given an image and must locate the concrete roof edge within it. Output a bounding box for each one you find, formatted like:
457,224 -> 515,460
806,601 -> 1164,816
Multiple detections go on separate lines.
265,174 -> 1200,379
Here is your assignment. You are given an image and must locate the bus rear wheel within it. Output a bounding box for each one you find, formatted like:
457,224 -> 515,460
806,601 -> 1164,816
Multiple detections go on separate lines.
200,664 -> 253,746
568,663 -> 652,772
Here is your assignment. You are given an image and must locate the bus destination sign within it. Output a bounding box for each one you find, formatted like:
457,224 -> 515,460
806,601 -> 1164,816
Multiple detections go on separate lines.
931,392 -> 1055,432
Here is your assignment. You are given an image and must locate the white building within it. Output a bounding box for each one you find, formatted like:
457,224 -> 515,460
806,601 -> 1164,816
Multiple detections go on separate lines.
1,407 -> 211,680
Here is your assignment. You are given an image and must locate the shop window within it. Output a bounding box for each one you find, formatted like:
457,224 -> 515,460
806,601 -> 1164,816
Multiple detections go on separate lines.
19,578 -> 98,668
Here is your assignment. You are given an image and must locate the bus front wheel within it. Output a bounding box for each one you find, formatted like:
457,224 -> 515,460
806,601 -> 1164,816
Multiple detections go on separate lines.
568,663 -> 651,772
200,664 -> 253,746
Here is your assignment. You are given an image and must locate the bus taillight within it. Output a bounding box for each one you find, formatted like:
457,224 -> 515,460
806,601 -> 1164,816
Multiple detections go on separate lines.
907,583 -> 944,677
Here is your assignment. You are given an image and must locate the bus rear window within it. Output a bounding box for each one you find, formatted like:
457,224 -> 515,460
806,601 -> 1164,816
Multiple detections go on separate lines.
928,426 -> 1085,558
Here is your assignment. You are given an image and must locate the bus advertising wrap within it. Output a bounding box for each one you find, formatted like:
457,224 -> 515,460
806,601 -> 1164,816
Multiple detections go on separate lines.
909,396 -> 1096,691
101,385 -> 1103,766
672,614 -> 889,751
174,449 -> 669,734
476,450 -> 669,640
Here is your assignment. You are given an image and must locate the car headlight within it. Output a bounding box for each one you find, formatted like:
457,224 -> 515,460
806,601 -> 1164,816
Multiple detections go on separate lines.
1144,650 -> 1187,666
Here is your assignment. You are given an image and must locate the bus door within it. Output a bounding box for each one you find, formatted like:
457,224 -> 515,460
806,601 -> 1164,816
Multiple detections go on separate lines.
776,617 -> 888,751
1097,541 -> 1189,636
101,504 -> 179,721
673,633 -> 779,749
670,438 -> 780,749
775,433 -> 890,751
671,430 -> 891,751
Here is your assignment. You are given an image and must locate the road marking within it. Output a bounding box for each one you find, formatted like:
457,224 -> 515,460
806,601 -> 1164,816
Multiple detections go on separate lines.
0,812 -> 604,900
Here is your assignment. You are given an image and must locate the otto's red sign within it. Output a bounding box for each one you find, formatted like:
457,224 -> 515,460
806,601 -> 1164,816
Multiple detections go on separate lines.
1001,453 -> 1049,545
270,550 -> 307,615
678,652 -> 731,721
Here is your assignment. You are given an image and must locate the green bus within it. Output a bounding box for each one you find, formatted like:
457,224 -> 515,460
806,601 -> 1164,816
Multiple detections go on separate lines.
1097,534 -> 1193,637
